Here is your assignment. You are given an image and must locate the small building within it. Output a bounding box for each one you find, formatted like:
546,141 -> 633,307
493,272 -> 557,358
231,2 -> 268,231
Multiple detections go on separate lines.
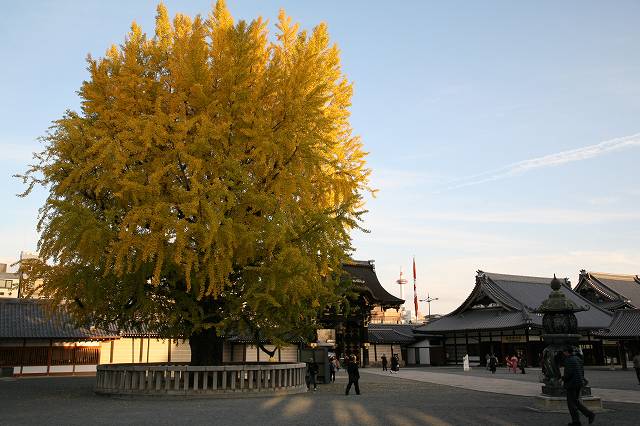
367,324 -> 415,366
0,298 -> 117,375
574,271 -> 640,311
0,263 -> 20,299
416,271 -> 613,366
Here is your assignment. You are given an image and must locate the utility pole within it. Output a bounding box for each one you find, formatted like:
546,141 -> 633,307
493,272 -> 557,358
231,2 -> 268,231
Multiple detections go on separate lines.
419,294 -> 439,319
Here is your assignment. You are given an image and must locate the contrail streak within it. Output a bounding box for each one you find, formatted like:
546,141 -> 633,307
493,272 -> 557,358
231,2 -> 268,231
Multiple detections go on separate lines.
440,132 -> 640,191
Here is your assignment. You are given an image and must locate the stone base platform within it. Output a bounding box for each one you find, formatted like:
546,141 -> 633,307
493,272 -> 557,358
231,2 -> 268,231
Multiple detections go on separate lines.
533,394 -> 605,413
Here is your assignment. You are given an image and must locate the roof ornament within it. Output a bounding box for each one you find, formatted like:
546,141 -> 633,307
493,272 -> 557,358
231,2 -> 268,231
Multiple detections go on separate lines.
535,274 -> 586,313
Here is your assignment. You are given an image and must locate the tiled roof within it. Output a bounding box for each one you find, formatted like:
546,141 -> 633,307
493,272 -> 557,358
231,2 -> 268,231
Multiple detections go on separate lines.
578,272 -> 640,309
342,260 -> 404,307
0,298 -> 118,340
419,310 -> 531,332
226,334 -> 306,344
368,324 -> 417,344
593,309 -> 640,338
417,271 -> 612,333
0,272 -> 20,280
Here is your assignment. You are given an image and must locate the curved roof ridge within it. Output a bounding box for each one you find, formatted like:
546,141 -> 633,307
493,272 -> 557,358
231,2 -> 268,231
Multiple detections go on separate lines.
450,272 -> 519,315
341,260 -> 404,307
483,271 -> 565,285
482,274 -> 527,311
589,271 -> 636,281
587,272 -> 636,303
588,274 -> 622,299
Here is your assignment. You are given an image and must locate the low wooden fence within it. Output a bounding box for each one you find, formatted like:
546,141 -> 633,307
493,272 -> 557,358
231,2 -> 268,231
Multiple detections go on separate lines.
95,363 -> 307,397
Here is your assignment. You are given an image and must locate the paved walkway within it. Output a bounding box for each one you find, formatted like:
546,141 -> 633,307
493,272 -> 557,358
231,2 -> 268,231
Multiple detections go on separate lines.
363,368 -> 640,404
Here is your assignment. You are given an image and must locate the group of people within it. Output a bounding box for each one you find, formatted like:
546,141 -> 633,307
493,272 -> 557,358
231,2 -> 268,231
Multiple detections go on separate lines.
305,354 -> 361,395
380,353 -> 400,374
484,353 -> 526,374
305,352 -> 405,395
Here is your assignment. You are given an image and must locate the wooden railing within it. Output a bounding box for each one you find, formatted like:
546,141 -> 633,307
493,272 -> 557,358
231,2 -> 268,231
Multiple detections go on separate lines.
0,346 -> 99,367
95,363 -> 307,397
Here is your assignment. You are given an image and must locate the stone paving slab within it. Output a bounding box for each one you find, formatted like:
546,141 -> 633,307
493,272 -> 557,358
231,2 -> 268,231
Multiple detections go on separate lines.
362,368 -> 640,404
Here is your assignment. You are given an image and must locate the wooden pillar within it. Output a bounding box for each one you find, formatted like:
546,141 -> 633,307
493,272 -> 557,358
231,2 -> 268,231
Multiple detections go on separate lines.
525,328 -> 531,367
453,331 -> 458,365
110,340 -> 114,363
619,341 -> 628,370
72,343 -> 77,375
465,332 -> 469,360
146,338 -> 150,363
46,339 -> 53,374
243,344 -> 247,363
278,347 -> 281,362
139,338 -> 144,363
374,344 -> 378,362
131,338 -> 135,363
19,338 -> 26,375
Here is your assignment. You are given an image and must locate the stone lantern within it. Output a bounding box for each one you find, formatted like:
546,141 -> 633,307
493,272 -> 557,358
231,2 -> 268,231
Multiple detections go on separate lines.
534,275 -> 602,410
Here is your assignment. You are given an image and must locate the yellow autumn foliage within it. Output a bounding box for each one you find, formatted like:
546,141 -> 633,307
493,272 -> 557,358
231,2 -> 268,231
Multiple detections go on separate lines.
19,1 -> 370,347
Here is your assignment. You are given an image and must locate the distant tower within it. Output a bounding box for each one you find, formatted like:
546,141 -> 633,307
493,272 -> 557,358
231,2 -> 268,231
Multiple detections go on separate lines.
396,268 -> 407,306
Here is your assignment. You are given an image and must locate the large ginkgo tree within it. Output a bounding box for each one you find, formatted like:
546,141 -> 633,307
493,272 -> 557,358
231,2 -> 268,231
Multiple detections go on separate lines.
19,1 -> 370,365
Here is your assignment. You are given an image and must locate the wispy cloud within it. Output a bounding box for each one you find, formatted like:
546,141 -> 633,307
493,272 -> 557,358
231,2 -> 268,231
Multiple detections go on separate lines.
439,132 -> 640,191
413,208 -> 640,225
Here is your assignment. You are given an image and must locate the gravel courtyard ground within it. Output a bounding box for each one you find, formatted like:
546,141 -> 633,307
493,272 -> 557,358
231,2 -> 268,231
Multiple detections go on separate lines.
1,370 -> 639,426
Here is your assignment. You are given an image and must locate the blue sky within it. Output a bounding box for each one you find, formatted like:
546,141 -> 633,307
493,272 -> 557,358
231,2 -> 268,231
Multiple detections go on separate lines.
1,1 -> 639,314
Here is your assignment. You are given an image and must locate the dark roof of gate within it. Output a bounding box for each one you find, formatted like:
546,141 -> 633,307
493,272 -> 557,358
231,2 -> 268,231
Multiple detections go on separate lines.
593,309 -> 640,338
368,324 -> 416,344
0,298 -> 117,340
417,271 -> 612,333
342,260 -> 404,308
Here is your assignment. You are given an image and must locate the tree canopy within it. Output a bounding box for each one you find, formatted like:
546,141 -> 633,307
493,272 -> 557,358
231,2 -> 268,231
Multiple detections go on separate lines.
19,1 -> 370,363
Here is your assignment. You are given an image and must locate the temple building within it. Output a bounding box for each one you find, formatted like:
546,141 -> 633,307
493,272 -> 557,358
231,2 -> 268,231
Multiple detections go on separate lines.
416,271 -> 613,366
574,271 -> 640,367
574,271 -> 640,311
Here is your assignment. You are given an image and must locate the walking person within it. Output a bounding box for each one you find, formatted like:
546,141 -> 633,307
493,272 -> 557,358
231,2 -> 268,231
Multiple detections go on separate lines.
509,354 -> 518,373
381,353 -> 388,372
633,352 -> 640,385
391,354 -> 400,374
329,356 -> 336,383
306,357 -> 319,391
563,347 -> 595,425
518,356 -> 527,374
345,355 -> 360,395
489,354 -> 498,374
485,353 -> 491,370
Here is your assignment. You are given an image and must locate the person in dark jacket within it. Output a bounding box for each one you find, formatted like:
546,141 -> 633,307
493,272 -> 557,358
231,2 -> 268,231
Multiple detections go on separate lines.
345,355 -> 360,395
306,358 -> 319,391
489,354 -> 498,374
518,356 -> 526,374
329,356 -> 336,383
391,354 -> 400,374
381,354 -> 388,372
563,347 -> 595,425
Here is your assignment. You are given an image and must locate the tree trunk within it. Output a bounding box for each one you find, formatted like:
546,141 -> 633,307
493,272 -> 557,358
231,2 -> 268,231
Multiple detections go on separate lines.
189,328 -> 224,366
